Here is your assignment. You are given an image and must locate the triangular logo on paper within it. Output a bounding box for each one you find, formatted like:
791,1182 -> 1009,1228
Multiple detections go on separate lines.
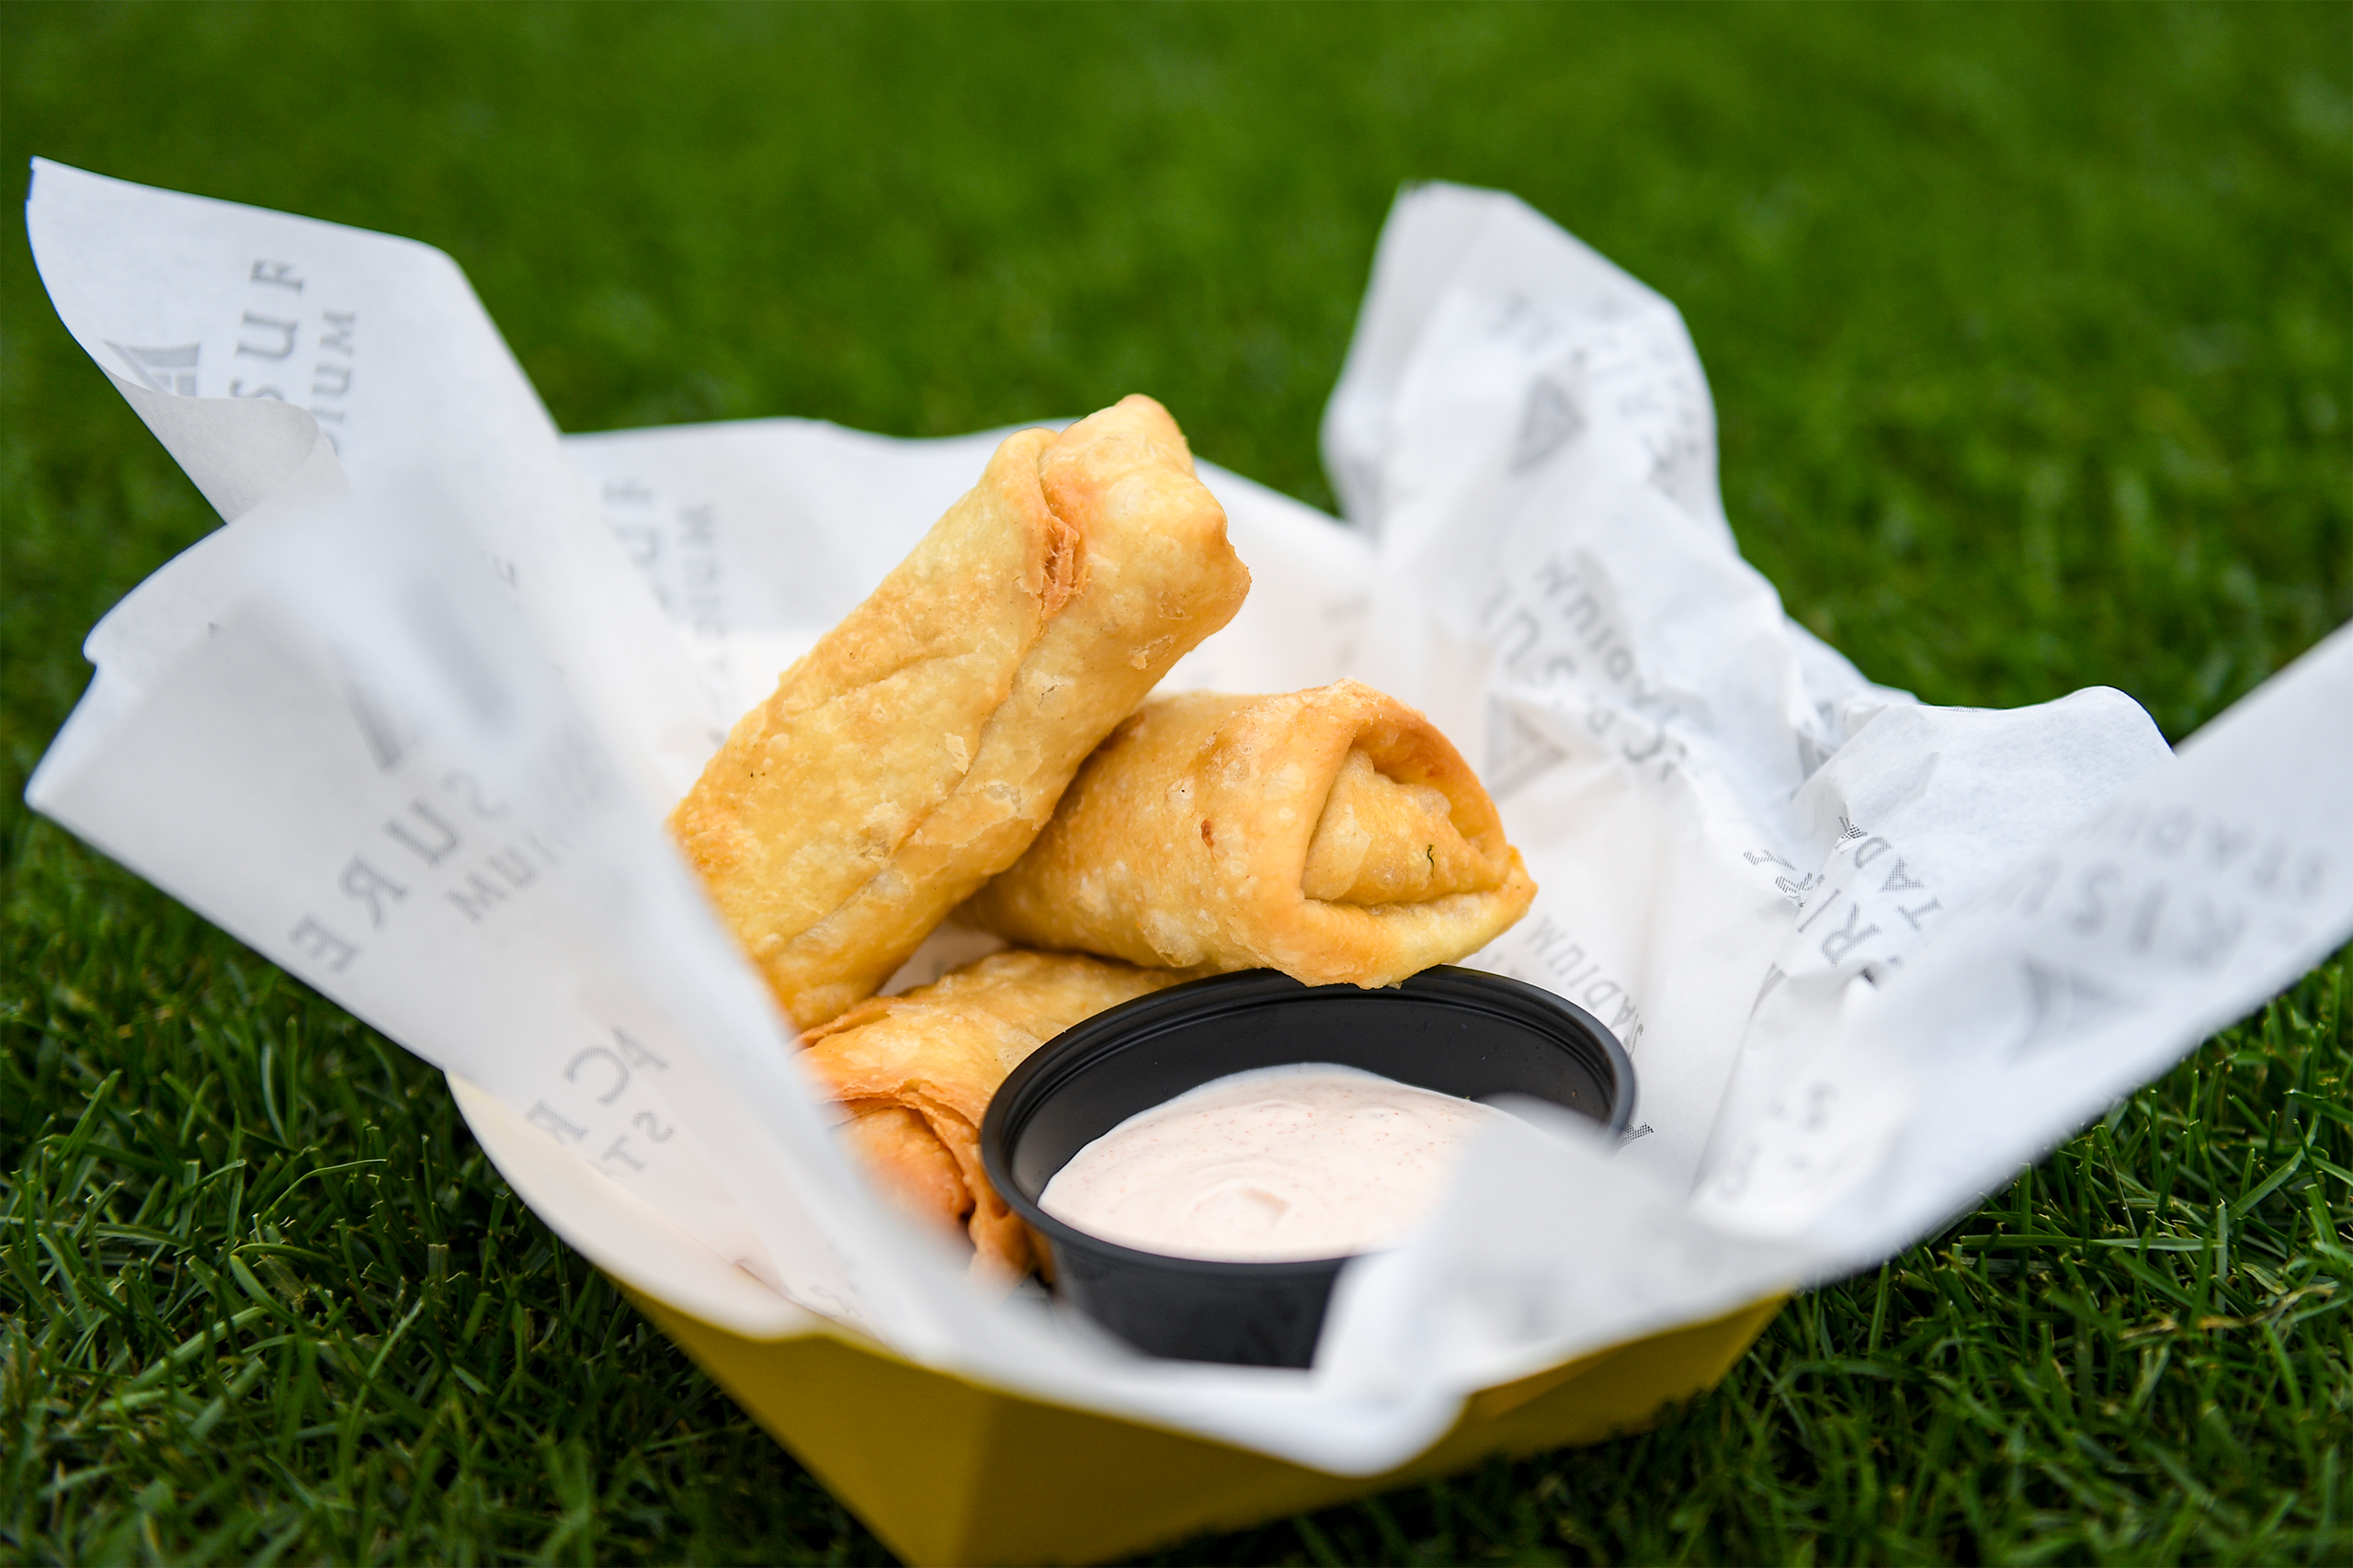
1509,376 -> 1584,472
2011,960 -> 2131,1060
1488,698 -> 1568,799
336,656 -> 426,774
106,341 -> 201,396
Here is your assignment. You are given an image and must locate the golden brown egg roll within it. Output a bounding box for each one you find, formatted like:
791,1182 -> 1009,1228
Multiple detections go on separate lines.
669,396 -> 1251,1029
961,681 -> 1539,988
801,949 -> 1206,1278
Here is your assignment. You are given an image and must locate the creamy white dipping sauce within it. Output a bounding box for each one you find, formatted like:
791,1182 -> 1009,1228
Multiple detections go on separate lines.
1037,1063 -> 1510,1262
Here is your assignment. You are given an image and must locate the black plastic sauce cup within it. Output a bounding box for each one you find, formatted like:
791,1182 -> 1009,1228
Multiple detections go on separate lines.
979,966 -> 1634,1369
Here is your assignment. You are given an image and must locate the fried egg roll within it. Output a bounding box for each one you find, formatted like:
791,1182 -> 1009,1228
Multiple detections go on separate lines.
961,681 -> 1538,988
801,949 -> 1205,1278
670,396 -> 1250,1029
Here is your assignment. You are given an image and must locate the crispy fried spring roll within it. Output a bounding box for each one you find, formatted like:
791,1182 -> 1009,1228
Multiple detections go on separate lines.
961,681 -> 1538,988
670,396 -> 1251,1028
801,949 -> 1204,1277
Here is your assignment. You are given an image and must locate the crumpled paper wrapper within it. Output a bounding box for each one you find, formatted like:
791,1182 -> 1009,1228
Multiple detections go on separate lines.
25,160 -> 2353,1475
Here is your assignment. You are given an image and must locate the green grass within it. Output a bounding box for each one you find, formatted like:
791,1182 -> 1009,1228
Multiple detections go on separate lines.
3,2 -> 2347,1562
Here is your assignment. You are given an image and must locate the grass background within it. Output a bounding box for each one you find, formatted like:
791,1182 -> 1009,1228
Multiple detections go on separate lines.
3,2 -> 2348,1562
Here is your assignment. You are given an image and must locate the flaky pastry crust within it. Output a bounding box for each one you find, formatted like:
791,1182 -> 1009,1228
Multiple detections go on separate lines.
961,681 -> 1538,987
668,396 -> 1250,1028
801,949 -> 1205,1278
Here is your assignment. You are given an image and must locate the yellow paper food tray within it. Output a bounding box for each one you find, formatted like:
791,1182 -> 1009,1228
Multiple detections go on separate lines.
453,1074 -> 1783,1566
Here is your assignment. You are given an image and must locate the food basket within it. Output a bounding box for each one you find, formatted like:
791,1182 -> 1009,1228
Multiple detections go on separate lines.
458,1073 -> 1780,1566
28,158 -> 2352,1568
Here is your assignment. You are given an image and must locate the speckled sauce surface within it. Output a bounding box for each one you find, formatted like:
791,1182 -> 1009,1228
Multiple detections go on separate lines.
1038,1062 -> 1509,1261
